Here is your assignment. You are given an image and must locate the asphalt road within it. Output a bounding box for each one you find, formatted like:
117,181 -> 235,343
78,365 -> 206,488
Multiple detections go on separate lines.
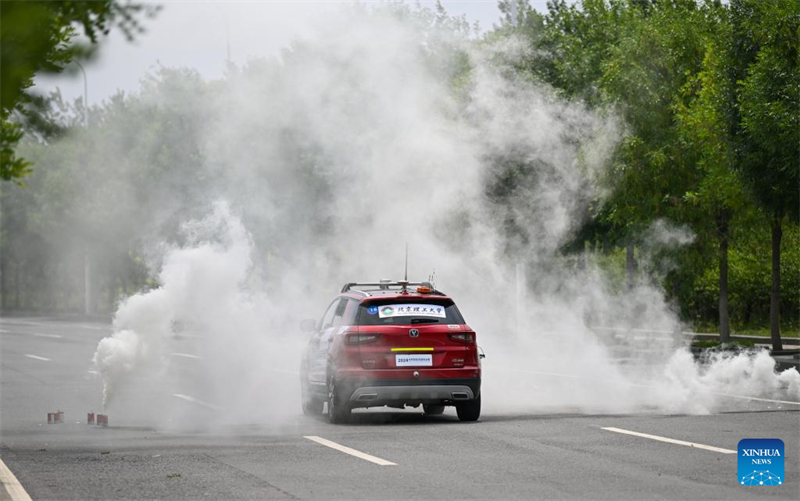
1,316 -> 798,500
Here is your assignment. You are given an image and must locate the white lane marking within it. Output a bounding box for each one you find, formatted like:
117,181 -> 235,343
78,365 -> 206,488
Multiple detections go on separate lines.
172,333 -> 207,340
0,320 -> 48,327
171,352 -> 203,360
24,354 -> 50,362
33,333 -> 62,339
602,427 -> 736,454
270,368 -> 300,375
304,436 -> 396,466
2,320 -> 64,329
87,370 -> 98,375
172,393 -> 222,411
3,318 -> 104,329
0,329 -> 62,339
77,324 -> 112,331
0,456 -> 34,501
0,319 -> 110,331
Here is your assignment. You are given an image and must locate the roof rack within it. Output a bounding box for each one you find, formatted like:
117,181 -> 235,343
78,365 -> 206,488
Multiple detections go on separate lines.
341,280 -> 442,295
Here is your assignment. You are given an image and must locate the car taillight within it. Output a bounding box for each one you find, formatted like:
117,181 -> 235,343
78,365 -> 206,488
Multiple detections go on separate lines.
448,332 -> 474,344
346,333 -> 380,345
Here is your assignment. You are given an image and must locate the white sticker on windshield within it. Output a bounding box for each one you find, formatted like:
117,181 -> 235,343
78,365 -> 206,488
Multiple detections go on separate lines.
378,304 -> 446,319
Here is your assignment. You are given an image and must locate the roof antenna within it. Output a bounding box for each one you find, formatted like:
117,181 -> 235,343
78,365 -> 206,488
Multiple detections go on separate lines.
400,243 -> 409,292
404,243 -> 408,282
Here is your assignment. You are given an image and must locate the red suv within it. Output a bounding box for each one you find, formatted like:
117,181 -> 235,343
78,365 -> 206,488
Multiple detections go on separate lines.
300,280 -> 482,423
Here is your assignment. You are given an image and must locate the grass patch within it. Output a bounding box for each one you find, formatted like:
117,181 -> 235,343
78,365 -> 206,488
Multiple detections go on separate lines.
692,322 -> 799,338
730,328 -> 799,338
692,339 -> 755,349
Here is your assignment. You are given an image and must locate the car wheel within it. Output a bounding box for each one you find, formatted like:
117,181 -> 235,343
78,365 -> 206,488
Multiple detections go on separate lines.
422,404 -> 445,415
456,395 -> 481,422
327,376 -> 350,424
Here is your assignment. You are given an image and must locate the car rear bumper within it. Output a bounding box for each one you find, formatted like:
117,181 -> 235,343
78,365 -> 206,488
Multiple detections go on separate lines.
335,375 -> 481,408
350,384 -> 475,403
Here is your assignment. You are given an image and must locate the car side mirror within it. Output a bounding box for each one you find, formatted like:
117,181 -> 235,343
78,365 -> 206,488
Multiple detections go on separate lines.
300,318 -> 317,333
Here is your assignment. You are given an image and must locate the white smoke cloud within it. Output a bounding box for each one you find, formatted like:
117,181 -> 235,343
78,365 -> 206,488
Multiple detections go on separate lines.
90,5 -> 798,427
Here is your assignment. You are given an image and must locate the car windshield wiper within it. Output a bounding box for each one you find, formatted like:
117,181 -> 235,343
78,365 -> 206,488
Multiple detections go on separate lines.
410,318 -> 440,324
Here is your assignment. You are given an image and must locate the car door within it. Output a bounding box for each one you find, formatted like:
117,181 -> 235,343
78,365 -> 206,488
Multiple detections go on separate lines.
308,298 -> 346,385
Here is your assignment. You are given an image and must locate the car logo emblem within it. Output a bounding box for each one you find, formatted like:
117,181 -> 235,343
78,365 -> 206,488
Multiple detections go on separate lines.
409,329 -> 419,338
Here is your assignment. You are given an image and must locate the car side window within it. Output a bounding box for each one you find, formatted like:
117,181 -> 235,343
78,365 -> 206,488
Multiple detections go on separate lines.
331,298 -> 348,328
343,299 -> 359,326
320,300 -> 339,330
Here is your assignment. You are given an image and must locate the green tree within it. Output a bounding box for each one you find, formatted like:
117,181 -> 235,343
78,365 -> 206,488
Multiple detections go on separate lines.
593,1 -> 712,284
497,0 -> 796,338
538,0 -> 629,106
0,0 -> 157,182
726,0 -> 799,349
675,19 -> 748,341
1,67 -> 212,313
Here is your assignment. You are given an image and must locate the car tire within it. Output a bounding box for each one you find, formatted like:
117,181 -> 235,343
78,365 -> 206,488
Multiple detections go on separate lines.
456,395 -> 481,422
422,404 -> 445,415
327,376 -> 351,424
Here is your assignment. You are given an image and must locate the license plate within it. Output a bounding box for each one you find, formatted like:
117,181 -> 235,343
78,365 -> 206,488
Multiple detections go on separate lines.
395,354 -> 432,367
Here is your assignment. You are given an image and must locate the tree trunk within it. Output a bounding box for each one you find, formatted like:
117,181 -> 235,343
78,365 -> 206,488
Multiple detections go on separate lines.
107,273 -> 117,313
770,212 -> 783,351
718,211 -> 731,342
14,264 -> 20,309
626,241 -> 637,288
0,256 -> 6,310
84,248 -> 92,316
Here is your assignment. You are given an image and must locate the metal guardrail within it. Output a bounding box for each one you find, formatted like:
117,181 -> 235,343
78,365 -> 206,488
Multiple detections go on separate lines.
590,326 -> 799,346
685,333 -> 799,346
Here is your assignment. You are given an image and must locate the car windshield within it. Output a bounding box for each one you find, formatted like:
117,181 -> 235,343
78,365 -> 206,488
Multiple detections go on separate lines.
356,299 -> 465,325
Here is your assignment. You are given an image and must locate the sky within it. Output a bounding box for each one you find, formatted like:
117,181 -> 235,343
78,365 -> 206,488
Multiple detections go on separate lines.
33,1 -> 558,106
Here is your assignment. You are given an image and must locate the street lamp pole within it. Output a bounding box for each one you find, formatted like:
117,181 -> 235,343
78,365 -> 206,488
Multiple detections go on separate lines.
75,61 -> 91,316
